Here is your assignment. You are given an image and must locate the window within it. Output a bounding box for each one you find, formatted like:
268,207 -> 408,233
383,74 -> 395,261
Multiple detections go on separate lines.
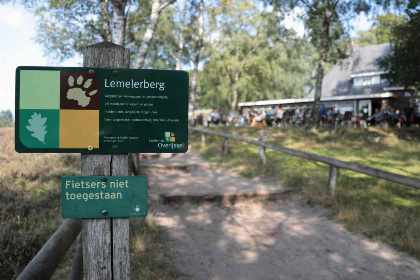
353,75 -> 382,87
354,78 -> 363,87
362,77 -> 371,86
371,75 -> 380,85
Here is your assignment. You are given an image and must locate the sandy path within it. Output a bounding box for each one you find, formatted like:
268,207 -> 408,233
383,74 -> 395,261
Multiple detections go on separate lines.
143,154 -> 420,279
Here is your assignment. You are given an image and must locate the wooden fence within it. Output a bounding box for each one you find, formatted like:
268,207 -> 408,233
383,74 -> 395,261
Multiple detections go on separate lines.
191,127 -> 420,194
15,126 -> 419,279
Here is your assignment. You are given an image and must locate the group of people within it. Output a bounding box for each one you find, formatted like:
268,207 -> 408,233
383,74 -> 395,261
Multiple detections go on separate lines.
194,104 -> 420,128
319,104 -> 420,128
201,107 -> 294,127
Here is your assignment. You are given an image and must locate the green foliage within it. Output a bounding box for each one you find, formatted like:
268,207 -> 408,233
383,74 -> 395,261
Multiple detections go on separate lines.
356,13 -> 407,47
198,0 -> 315,111
379,4 -> 420,91
25,0 -> 184,69
32,0 -> 110,62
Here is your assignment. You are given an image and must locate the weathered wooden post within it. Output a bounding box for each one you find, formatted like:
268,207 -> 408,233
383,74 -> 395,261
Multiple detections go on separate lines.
222,137 -> 229,155
328,165 -> 339,196
82,42 -> 130,280
201,132 -> 206,146
259,146 -> 266,165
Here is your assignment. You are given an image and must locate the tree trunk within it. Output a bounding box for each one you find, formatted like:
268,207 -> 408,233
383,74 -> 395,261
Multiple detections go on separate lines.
137,0 -> 175,68
189,0 -> 204,114
175,0 -> 187,70
100,0 -> 113,42
111,0 -> 128,46
311,12 -> 330,126
230,71 -> 240,112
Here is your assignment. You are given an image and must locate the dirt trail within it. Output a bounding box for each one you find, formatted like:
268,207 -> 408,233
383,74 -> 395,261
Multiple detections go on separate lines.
143,153 -> 420,280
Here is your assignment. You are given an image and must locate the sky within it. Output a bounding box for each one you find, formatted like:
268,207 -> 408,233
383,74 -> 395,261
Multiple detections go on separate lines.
0,3 -> 373,116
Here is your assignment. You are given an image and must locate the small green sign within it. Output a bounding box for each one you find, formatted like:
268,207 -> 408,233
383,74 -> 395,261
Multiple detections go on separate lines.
61,176 -> 148,218
16,66 -> 188,153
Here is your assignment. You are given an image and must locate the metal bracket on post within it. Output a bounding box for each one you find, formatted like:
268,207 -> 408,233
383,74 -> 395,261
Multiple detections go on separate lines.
82,42 -> 130,280
328,165 -> 339,196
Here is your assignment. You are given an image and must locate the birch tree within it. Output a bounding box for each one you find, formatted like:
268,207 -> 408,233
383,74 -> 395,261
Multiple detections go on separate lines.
111,0 -> 129,46
175,0 -> 188,70
137,0 -> 177,68
189,0 -> 204,114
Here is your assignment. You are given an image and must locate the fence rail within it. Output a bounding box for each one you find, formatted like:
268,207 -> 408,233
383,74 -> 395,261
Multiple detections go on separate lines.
190,127 -> 420,191
17,219 -> 82,280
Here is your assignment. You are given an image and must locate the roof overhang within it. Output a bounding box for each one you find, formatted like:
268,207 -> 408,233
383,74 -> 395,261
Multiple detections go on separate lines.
238,92 -> 395,107
350,71 -> 386,78
384,86 -> 405,91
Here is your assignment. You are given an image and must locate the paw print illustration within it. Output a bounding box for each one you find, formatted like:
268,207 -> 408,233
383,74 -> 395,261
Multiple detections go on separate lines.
66,75 -> 98,107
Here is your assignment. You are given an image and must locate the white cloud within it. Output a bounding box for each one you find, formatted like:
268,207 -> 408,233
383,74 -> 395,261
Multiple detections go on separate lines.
284,7 -> 306,37
0,4 -> 25,28
349,13 -> 372,37
0,3 -> 47,115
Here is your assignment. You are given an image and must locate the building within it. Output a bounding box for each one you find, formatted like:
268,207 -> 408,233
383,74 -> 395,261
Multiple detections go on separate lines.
239,43 -> 418,117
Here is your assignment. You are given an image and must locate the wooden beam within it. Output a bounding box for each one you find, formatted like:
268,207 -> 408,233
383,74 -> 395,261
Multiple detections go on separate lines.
111,155 -> 130,280
17,219 -> 82,280
69,235 -> 83,280
83,42 -> 130,280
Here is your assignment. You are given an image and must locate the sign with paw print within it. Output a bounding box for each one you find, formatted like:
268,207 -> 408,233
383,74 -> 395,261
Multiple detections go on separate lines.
15,66 -> 188,153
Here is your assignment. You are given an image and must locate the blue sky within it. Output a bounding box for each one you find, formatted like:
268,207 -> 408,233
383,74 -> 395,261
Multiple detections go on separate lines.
0,3 -> 373,116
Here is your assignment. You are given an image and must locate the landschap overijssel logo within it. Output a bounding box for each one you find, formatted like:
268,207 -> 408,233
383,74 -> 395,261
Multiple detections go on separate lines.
165,131 -> 176,143
159,131 -> 184,149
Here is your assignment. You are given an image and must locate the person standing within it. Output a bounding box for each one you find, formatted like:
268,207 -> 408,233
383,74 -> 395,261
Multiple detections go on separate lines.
319,104 -> 327,125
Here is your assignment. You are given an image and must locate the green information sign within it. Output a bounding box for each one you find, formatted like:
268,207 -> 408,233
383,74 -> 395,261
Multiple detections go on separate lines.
15,66 -> 188,153
61,176 -> 148,218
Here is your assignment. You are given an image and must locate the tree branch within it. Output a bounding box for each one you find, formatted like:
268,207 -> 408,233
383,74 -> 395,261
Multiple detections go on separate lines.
157,0 -> 176,13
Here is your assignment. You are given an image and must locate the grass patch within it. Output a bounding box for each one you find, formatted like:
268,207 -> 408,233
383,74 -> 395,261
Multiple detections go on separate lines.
0,127 -> 175,279
191,126 -> 420,258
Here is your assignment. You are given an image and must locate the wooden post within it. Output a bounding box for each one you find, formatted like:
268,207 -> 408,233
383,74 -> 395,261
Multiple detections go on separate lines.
222,137 -> 229,155
135,153 -> 140,174
259,146 -> 266,165
201,132 -> 206,146
82,42 -> 130,280
328,165 -> 339,196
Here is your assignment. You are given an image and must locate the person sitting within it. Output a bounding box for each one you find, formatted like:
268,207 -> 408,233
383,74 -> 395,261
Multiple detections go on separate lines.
227,110 -> 237,126
326,109 -> 333,124
265,107 -> 276,127
210,110 -> 220,126
250,110 -> 267,127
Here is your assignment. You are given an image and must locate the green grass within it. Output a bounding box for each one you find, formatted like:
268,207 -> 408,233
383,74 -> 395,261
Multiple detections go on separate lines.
0,127 -> 176,279
190,126 -> 420,258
